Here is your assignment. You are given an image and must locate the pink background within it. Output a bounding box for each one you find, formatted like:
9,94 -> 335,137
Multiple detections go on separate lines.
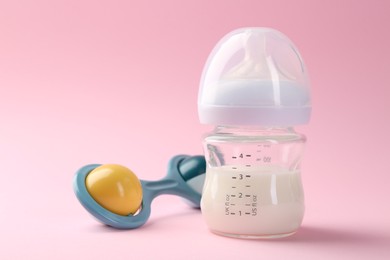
1,0 -> 389,259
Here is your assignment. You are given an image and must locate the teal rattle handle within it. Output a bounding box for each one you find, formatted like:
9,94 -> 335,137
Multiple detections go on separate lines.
142,155 -> 204,206
73,155 -> 205,229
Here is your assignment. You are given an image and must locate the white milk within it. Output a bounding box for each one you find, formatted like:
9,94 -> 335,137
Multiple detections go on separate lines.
201,166 -> 304,238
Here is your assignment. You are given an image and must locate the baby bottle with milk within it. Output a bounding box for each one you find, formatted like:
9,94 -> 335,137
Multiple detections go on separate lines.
198,28 -> 311,239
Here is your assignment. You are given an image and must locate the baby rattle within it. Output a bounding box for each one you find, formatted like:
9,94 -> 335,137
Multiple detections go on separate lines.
73,155 -> 205,229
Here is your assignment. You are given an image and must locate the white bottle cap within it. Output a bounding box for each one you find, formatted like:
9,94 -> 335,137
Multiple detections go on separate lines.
198,28 -> 311,126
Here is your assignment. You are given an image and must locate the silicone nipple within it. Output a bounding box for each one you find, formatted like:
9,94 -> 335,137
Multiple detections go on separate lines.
224,31 -> 269,79
85,164 -> 143,216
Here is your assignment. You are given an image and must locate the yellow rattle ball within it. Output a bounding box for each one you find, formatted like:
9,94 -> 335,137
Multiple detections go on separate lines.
85,164 -> 143,216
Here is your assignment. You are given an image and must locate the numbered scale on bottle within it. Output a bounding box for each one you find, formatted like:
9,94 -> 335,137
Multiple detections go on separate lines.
224,144 -> 273,218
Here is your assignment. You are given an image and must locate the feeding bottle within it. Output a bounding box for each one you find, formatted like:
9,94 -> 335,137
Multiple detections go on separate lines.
198,28 -> 311,239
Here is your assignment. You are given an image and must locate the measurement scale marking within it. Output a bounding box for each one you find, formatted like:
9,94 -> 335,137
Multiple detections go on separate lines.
226,152 -> 260,219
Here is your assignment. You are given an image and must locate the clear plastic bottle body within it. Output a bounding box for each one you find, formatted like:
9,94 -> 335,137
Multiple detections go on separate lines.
201,126 -> 306,239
